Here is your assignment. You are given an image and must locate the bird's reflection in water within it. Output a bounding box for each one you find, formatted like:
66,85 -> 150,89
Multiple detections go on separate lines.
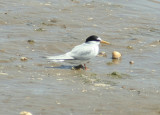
46,64 -> 85,70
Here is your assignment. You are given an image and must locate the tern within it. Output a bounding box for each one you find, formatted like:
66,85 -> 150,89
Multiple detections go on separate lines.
45,35 -> 110,69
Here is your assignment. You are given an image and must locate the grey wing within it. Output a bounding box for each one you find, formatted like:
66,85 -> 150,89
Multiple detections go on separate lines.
69,44 -> 96,60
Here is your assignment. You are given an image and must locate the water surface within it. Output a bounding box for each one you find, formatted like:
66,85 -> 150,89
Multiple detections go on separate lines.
0,0 -> 160,114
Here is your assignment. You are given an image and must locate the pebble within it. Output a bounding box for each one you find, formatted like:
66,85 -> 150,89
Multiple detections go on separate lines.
27,40 -> 35,44
112,51 -> 121,59
35,28 -> 45,31
70,0 -> 80,3
49,18 -> 58,23
0,49 -> 5,53
129,61 -> 134,64
94,83 -> 107,87
0,72 -> 8,75
20,111 -> 32,115
127,46 -> 133,49
82,89 -> 87,92
20,57 -> 28,61
87,17 -> 94,21
98,51 -> 107,57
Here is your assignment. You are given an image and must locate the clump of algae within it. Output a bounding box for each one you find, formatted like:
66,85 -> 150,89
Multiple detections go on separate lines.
107,71 -> 130,79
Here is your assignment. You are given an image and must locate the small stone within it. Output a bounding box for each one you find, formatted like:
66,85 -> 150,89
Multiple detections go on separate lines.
87,17 -> 94,21
56,101 -> 61,105
121,86 -> 126,89
94,83 -> 107,87
61,24 -> 66,29
57,78 -> 63,81
20,111 -> 32,115
150,45 -> 156,47
35,28 -> 45,31
70,0 -> 80,3
82,89 -> 87,92
112,51 -> 121,59
129,61 -> 134,64
98,51 -> 107,57
127,46 -> 133,49
0,49 -> 5,53
49,18 -> 58,23
20,57 -> 28,61
27,40 -> 35,44
137,91 -> 141,94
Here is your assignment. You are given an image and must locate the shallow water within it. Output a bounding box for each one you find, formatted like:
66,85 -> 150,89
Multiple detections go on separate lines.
0,0 -> 160,115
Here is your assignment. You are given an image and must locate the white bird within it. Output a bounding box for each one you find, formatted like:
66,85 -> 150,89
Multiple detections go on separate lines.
45,35 -> 110,69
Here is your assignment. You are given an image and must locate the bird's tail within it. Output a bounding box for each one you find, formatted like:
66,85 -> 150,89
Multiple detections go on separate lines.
44,53 -> 74,60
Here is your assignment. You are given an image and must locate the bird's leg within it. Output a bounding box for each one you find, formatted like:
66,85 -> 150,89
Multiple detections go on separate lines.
72,64 -> 88,70
84,64 -> 87,70
72,64 -> 83,70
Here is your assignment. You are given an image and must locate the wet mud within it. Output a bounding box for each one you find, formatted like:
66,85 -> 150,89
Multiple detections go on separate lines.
0,0 -> 160,115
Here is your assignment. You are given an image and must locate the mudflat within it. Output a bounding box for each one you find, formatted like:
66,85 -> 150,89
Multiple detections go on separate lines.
0,0 -> 160,114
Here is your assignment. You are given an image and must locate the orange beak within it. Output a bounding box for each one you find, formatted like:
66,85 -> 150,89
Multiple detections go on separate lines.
100,40 -> 110,45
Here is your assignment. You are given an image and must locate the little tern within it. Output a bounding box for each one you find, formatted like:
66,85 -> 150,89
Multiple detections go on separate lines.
45,35 -> 110,69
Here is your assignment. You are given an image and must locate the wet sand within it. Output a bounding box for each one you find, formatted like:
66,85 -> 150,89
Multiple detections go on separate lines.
0,0 -> 160,114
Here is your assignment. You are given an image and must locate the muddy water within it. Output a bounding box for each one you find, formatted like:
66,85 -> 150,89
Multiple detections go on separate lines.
0,0 -> 160,115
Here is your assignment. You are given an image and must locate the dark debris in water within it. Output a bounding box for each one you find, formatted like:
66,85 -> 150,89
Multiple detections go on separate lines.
107,71 -> 130,79
129,61 -> 134,64
106,62 -> 114,66
126,46 -> 133,49
70,0 -> 80,3
77,73 -> 101,84
42,22 -> 56,26
35,28 -> 46,31
76,72 -> 117,88
121,85 -> 141,95
61,24 -> 67,29
27,40 -> 35,44
49,18 -> 58,23
41,21 -> 67,29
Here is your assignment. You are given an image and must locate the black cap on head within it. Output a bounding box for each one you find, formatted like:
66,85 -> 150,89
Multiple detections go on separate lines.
85,35 -> 100,43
